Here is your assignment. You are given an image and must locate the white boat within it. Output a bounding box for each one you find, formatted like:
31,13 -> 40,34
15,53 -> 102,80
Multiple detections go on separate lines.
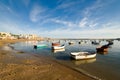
52,48 -> 65,53
52,45 -> 65,50
71,52 -> 96,60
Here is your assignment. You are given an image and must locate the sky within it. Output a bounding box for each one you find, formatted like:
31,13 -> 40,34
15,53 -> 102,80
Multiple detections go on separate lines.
0,0 -> 120,38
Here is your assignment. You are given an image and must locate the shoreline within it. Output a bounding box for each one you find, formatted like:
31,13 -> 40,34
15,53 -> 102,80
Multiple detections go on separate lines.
0,39 -> 95,80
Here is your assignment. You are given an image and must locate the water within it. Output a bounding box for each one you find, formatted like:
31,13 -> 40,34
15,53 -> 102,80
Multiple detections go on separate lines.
12,40 -> 120,80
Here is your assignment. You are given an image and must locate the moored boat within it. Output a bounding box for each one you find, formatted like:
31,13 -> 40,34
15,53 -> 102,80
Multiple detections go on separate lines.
96,44 -> 109,52
71,52 -> 96,60
91,41 -> 99,45
69,42 -> 74,45
52,45 -> 65,50
34,44 -> 47,49
52,48 -> 65,53
52,42 -> 60,46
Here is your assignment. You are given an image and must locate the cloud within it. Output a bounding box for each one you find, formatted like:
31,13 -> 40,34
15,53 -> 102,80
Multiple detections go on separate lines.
0,20 -> 44,35
51,19 -> 75,27
40,22 -> 120,38
29,4 -> 45,22
43,28 -> 120,38
57,1 -> 79,9
78,17 -> 88,27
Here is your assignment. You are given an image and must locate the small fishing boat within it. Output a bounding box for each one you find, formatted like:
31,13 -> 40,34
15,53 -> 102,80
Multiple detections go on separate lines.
52,48 -> 65,53
34,44 -> 47,49
71,52 -> 96,60
108,41 -> 113,45
91,41 -> 99,45
52,45 -> 65,50
52,43 -> 60,46
69,42 -> 74,45
96,44 -> 109,52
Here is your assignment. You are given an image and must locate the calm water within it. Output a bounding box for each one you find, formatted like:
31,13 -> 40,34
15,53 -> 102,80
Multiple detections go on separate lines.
12,40 -> 120,80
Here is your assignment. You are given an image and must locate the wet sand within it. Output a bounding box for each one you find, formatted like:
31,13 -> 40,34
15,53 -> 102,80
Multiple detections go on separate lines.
0,39 -> 94,80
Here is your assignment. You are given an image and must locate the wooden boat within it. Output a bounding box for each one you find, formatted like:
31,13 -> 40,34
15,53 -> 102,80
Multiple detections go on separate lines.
108,41 -> 113,45
52,48 -> 65,53
34,44 -> 47,49
96,45 -> 109,52
71,52 -> 96,60
52,45 -> 65,50
52,43 -> 60,46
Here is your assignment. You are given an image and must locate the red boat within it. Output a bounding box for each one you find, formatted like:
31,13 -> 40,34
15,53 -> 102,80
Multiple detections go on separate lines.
52,43 -> 60,46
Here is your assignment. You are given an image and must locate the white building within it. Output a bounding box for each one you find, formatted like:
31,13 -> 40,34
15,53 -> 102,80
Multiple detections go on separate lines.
0,32 -> 11,39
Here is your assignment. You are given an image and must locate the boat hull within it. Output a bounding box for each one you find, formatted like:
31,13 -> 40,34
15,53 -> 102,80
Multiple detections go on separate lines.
96,48 -> 108,52
71,52 -> 96,60
52,46 -> 65,50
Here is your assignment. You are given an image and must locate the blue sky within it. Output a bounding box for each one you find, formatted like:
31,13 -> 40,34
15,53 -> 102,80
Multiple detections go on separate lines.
0,0 -> 120,38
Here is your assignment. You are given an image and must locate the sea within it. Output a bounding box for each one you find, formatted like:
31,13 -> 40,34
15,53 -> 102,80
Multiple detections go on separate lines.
11,40 -> 120,80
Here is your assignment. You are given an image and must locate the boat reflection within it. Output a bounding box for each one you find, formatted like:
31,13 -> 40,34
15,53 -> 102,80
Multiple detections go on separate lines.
97,51 -> 108,55
52,48 -> 65,53
72,58 -> 96,65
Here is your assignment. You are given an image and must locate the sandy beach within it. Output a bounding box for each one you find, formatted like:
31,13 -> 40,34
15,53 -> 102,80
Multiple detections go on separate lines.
0,39 -> 94,80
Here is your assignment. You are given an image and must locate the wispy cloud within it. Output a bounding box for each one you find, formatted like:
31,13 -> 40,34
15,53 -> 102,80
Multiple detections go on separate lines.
0,2 -> 18,17
57,0 -> 80,9
78,17 -> 88,28
51,19 -> 75,27
42,27 -> 120,38
40,21 -> 120,38
29,4 -> 45,22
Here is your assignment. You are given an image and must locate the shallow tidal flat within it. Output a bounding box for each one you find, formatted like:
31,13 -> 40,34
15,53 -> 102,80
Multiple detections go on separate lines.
0,40 -> 93,80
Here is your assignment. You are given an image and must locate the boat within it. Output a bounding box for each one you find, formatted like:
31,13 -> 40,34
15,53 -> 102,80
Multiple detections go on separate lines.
70,52 -> 96,60
69,42 -> 74,45
91,41 -> 99,45
34,44 -> 47,49
96,44 -> 109,52
78,41 -> 84,44
52,48 -> 65,53
108,41 -> 113,45
52,42 -> 60,46
52,45 -> 65,50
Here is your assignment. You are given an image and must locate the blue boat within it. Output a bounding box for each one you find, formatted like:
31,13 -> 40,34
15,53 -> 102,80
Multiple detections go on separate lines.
34,44 -> 47,49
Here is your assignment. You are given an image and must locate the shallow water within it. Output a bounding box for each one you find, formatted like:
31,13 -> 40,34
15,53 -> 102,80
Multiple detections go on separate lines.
12,40 -> 120,80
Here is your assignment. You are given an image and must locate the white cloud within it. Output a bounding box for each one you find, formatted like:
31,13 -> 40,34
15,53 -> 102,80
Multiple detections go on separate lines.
51,19 -> 75,27
40,22 -> 120,38
79,17 -> 88,27
57,1 -> 79,9
0,21 -> 43,35
30,4 -> 45,22
42,28 -> 120,38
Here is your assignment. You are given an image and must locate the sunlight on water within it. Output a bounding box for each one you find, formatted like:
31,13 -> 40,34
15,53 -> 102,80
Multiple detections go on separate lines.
12,40 -> 120,80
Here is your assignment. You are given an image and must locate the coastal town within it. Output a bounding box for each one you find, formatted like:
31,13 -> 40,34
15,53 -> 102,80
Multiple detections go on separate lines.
0,32 -> 43,40
0,0 -> 120,80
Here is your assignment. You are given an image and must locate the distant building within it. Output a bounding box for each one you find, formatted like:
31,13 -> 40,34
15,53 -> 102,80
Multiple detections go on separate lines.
18,34 -> 38,39
0,32 -> 11,39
